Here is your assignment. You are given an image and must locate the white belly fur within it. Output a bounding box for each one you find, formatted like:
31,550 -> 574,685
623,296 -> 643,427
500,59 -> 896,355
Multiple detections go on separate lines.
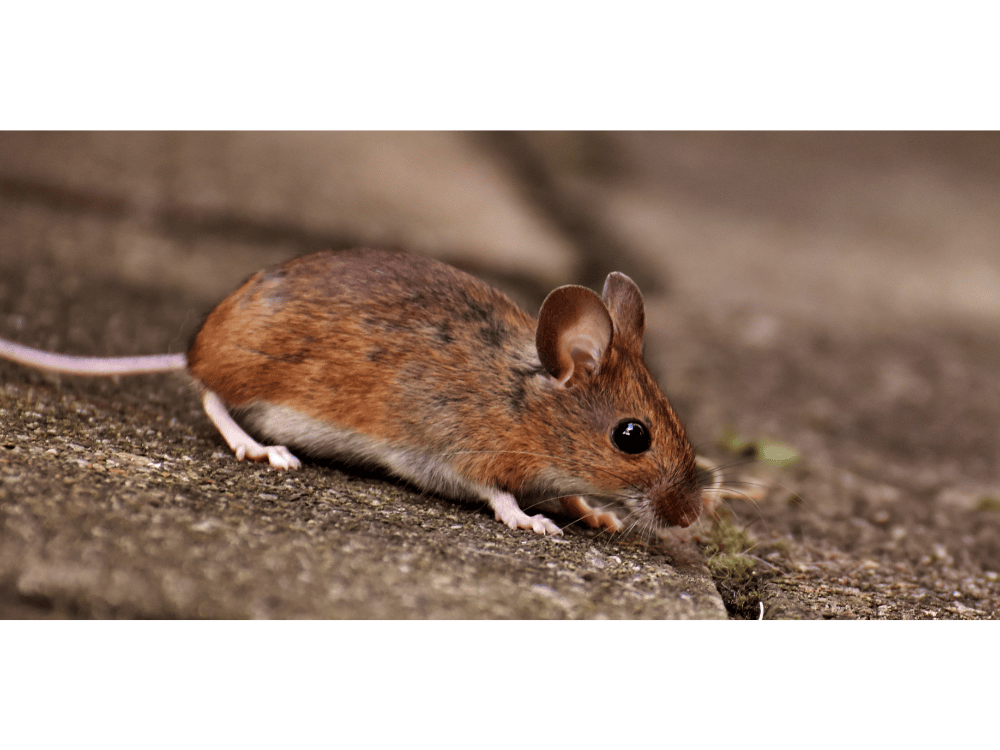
236,401 -> 495,503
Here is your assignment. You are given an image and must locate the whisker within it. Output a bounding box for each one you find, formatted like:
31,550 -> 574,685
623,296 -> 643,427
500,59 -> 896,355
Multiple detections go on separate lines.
429,446 -> 759,538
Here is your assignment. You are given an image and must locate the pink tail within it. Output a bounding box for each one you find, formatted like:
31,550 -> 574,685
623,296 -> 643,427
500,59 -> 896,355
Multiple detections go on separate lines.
0,337 -> 186,376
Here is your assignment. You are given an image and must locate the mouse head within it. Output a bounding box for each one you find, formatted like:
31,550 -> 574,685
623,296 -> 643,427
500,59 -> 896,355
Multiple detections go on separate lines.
533,272 -> 702,529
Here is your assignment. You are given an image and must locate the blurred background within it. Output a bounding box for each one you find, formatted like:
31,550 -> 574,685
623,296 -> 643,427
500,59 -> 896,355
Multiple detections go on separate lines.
2,132 -> 998,320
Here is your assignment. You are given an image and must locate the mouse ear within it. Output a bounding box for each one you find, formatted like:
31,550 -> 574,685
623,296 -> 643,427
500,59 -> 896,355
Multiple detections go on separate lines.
602,272 -> 645,350
536,285 -> 613,386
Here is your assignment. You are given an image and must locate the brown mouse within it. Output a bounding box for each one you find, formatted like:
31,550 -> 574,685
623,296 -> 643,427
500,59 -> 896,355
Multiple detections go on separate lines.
0,248 -> 703,535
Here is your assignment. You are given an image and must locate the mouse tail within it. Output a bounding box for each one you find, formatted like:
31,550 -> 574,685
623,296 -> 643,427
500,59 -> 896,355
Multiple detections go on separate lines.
0,337 -> 187,376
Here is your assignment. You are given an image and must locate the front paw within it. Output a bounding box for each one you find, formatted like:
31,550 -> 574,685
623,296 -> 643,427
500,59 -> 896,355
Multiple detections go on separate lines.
560,495 -> 623,532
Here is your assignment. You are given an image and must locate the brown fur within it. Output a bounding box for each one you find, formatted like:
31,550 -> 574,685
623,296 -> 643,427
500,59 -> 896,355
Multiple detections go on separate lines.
187,248 -> 702,529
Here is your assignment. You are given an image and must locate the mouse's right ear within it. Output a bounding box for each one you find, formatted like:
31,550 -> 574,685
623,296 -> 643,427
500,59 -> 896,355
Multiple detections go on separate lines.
536,285 -> 613,387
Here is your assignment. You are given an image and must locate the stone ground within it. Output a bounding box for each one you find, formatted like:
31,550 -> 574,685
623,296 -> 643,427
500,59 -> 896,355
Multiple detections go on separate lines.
0,132 -> 997,619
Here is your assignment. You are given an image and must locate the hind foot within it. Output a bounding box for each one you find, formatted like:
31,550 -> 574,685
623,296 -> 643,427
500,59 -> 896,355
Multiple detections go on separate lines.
201,389 -> 302,470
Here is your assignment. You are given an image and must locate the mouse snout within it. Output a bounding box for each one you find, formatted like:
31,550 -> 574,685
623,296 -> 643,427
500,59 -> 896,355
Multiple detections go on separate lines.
650,477 -> 703,528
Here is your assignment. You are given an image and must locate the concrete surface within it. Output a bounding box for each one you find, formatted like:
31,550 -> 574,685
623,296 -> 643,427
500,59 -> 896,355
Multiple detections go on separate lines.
1,132 -> 997,618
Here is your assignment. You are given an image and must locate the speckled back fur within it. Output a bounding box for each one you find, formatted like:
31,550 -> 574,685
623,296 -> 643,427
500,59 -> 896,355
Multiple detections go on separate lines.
187,248 -> 701,529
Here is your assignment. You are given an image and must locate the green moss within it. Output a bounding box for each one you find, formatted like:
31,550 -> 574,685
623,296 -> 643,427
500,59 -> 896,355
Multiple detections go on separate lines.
700,515 -> 769,619
716,427 -> 800,468
976,496 -> 1000,512
706,551 -> 755,578
757,439 -> 801,468
717,426 -> 754,454
702,514 -> 753,557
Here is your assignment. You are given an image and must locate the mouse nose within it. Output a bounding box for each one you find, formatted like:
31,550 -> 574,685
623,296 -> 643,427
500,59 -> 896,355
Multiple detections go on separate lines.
651,481 -> 703,528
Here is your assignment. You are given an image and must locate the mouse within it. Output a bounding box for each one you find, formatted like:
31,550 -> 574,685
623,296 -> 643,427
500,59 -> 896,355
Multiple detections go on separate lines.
0,248 -> 705,536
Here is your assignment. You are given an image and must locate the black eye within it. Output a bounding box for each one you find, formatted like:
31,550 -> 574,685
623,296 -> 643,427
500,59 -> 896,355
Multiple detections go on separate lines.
611,419 -> 651,455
